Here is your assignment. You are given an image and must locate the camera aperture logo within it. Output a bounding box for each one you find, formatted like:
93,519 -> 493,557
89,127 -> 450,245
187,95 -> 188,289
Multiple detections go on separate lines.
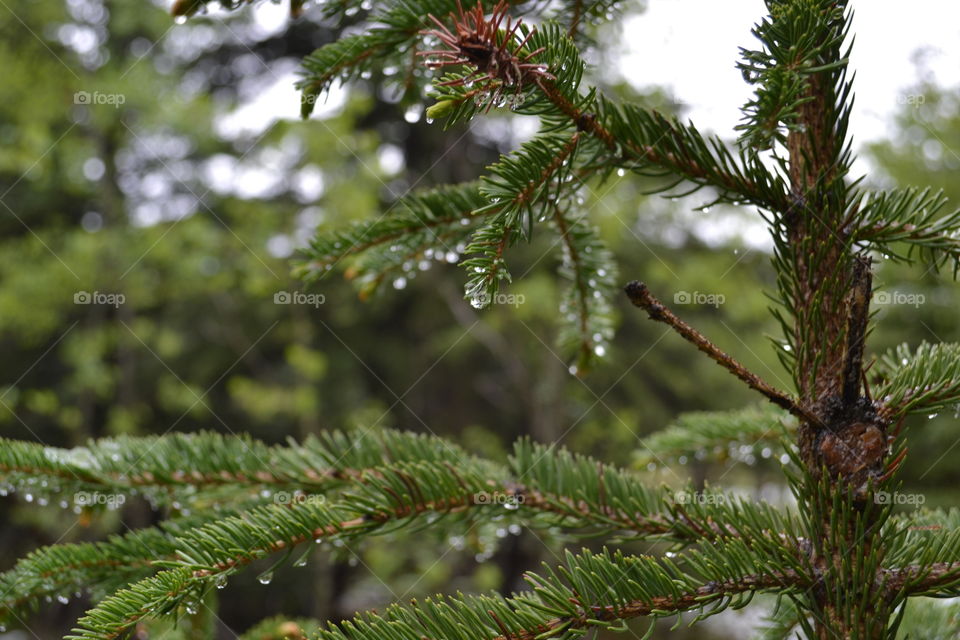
673,291 -> 725,308
73,91 -> 126,108
274,291 -> 325,308
74,291 -> 125,308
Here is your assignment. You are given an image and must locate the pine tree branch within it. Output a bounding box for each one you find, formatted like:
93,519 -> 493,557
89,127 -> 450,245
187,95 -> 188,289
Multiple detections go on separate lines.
874,342 -> 960,418
296,182 -> 492,281
635,404 -> 796,466
511,440 -> 800,546
0,510 -> 255,629
0,429 -> 479,504
552,208 -> 617,374
60,439 -> 803,638
854,187 -> 960,274
624,281 -> 821,426
884,562 -> 960,596
68,547 -> 806,640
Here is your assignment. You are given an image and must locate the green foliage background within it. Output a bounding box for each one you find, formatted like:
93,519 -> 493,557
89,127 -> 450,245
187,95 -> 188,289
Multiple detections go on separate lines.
0,1 -> 958,637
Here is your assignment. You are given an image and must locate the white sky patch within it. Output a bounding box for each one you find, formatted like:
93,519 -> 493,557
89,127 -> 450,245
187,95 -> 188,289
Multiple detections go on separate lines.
215,62 -> 347,139
622,0 -> 960,152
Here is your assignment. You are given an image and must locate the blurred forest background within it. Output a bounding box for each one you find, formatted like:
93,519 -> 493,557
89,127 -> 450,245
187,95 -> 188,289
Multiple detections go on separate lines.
1,1 -> 958,638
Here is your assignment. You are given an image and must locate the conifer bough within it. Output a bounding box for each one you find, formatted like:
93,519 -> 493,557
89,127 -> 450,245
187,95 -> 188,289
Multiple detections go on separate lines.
4,0 -> 960,638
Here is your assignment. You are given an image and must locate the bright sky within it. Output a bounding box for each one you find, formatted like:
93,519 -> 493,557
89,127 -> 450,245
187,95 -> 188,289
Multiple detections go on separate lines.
622,0 -> 960,152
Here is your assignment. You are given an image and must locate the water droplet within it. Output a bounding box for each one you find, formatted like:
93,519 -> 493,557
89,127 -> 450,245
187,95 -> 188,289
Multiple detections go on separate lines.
779,453 -> 791,465
928,413 -> 939,420
57,594 -> 70,604
185,602 -> 198,615
617,168 -> 625,177
568,365 -> 578,376
594,345 -> 606,357
215,574 -> 228,589
257,571 -> 273,585
392,276 -> 407,290
293,552 -> 309,568
174,15 -> 187,24
445,251 -> 458,263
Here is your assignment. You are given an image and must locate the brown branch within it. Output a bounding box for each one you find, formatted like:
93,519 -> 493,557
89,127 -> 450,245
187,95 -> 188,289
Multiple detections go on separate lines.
882,562 -> 960,595
624,281 -> 822,427
567,0 -> 584,38
841,255 -> 872,405
484,571 -> 804,640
